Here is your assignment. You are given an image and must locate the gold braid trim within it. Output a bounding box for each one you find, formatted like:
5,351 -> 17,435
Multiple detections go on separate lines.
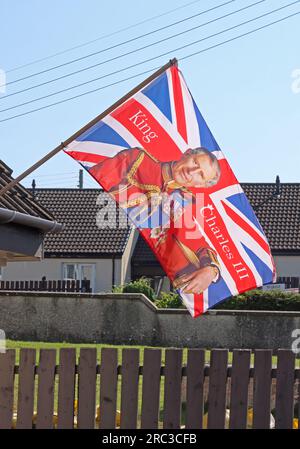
126,152 -> 161,194
140,147 -> 159,163
120,191 -> 161,209
110,183 -> 132,196
207,249 -> 219,267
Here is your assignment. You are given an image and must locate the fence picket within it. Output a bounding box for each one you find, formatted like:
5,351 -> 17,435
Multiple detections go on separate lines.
163,349 -> 183,429
141,349 -> 161,429
0,350 -> 15,429
275,350 -> 295,429
36,349 -> 56,429
99,348 -> 118,429
16,349 -> 36,429
77,348 -> 97,429
57,349 -> 76,429
120,349 -> 140,429
253,350 -> 272,429
185,349 -> 205,429
229,350 -> 251,429
207,349 -> 228,429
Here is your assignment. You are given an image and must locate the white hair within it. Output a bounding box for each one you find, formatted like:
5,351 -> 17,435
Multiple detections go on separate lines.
185,147 -> 221,187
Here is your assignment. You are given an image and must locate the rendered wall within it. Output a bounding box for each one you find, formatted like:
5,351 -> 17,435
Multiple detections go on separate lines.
0,292 -> 299,350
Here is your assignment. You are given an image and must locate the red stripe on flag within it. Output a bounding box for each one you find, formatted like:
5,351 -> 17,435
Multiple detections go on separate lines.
64,150 -> 106,164
221,200 -> 270,254
193,293 -> 204,317
171,67 -> 188,143
111,98 -> 182,161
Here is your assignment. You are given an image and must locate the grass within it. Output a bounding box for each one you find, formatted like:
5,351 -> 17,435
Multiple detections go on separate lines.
7,339 -> 298,365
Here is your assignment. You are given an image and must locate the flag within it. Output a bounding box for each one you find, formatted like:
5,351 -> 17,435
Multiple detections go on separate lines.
64,63 -> 276,317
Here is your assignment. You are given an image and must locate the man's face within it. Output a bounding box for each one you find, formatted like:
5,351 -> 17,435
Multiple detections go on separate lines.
172,152 -> 218,188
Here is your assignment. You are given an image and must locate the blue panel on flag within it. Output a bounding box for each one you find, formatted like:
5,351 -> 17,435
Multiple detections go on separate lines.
142,73 -> 172,123
227,193 -> 264,233
241,243 -> 273,283
192,99 -> 220,151
207,277 -> 232,308
77,122 -> 130,148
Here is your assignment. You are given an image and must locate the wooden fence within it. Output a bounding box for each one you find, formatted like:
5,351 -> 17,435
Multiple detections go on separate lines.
277,277 -> 300,289
0,279 -> 91,293
0,348 -> 299,429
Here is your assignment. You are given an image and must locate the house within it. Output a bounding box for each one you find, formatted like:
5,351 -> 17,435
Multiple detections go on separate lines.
1,188 -> 136,292
1,183 -> 300,291
0,161 -> 63,277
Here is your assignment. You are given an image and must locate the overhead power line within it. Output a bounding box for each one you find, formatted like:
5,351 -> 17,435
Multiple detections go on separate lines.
6,0 -> 204,74
0,0 -> 268,100
0,8 -> 299,124
4,0 -> 236,87
0,0 -> 237,92
32,171 -> 78,178
0,0 -> 297,114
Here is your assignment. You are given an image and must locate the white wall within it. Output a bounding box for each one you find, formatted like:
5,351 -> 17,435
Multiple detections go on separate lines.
1,258 -> 119,293
121,228 -> 139,285
273,255 -> 300,277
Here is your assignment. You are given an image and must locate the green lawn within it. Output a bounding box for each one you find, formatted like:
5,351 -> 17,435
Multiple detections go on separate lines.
6,339 -> 193,364
7,339 -> 297,365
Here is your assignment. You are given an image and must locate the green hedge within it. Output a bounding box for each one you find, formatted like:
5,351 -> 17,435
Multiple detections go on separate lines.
155,291 -> 184,309
112,278 -> 184,308
113,280 -> 300,311
213,289 -> 300,311
113,278 -> 156,302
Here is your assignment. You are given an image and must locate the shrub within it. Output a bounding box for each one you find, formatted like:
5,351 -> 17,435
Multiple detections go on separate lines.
213,289 -> 300,311
112,278 -> 156,302
114,281 -> 300,311
155,291 -> 184,309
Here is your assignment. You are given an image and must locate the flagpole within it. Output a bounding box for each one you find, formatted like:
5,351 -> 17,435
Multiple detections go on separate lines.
0,58 -> 178,198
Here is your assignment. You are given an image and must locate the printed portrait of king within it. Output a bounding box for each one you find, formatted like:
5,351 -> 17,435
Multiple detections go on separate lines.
90,146 -> 222,295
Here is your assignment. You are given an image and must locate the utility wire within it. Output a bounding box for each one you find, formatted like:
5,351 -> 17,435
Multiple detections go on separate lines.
32,171 -> 78,178
0,0 -> 297,113
0,8 -> 299,124
33,176 -> 78,182
0,0 -> 268,100
0,0 -> 237,91
6,0 -> 204,74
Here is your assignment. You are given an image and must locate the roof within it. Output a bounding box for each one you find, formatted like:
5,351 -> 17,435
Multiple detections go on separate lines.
33,189 -> 132,257
0,160 -> 53,221
133,183 -> 300,264
242,183 -> 300,253
30,182 -> 300,259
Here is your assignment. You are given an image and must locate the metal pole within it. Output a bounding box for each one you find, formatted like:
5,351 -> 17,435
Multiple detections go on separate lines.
78,169 -> 84,190
0,58 -> 178,198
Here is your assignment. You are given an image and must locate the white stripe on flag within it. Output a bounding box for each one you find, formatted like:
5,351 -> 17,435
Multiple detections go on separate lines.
179,71 -> 201,149
221,201 -> 274,270
210,184 -> 268,242
179,292 -> 197,317
212,150 -> 225,160
203,290 -> 209,313
65,140 -> 127,158
102,115 -> 143,148
134,92 -> 189,153
166,68 -> 178,131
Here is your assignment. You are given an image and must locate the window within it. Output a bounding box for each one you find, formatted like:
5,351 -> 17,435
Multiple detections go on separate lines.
62,263 -> 96,292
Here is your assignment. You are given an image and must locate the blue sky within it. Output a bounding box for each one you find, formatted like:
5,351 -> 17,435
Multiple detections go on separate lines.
0,0 -> 299,188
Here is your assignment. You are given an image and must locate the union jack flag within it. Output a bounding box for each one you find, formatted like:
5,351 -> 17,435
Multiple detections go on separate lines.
64,63 -> 276,317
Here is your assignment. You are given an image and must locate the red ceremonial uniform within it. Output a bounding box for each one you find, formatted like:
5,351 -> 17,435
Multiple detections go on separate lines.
90,147 -> 220,289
